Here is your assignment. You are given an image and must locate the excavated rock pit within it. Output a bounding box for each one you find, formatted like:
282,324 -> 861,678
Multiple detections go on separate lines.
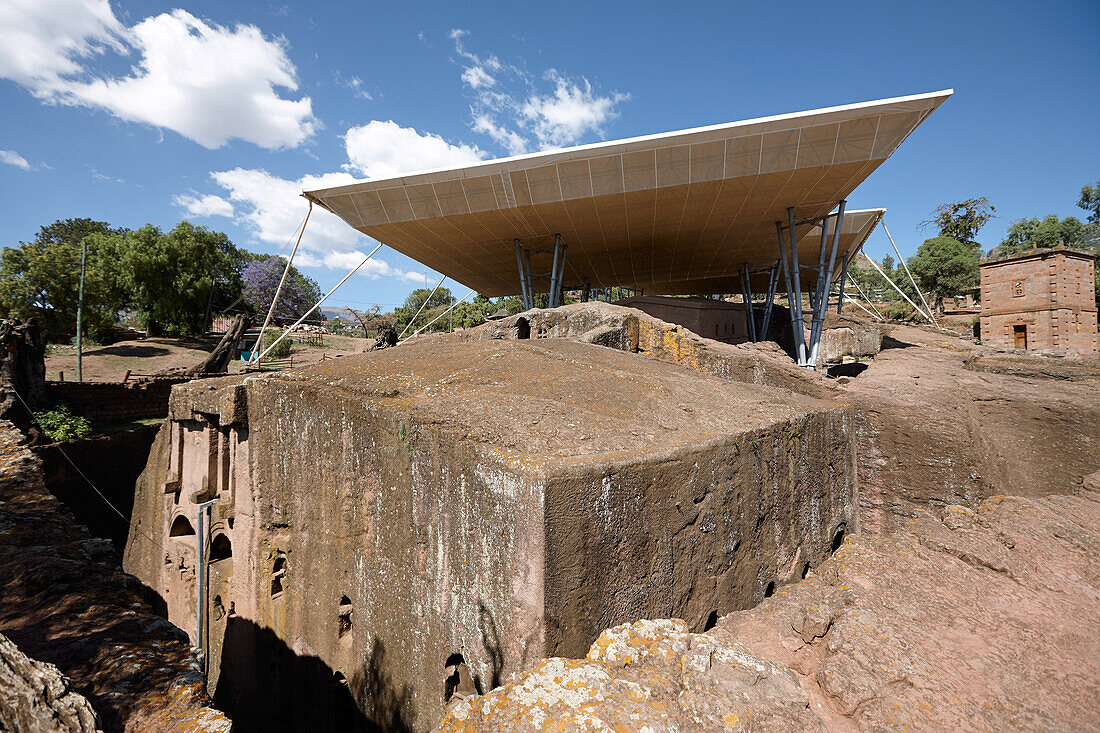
125,328 -> 856,731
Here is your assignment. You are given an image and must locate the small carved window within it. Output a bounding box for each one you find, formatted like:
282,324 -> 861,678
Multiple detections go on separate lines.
1013,280 -> 1025,297
338,595 -> 353,639
271,554 -> 287,597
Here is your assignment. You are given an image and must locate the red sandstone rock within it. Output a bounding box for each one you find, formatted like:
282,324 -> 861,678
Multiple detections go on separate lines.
436,486 -> 1100,731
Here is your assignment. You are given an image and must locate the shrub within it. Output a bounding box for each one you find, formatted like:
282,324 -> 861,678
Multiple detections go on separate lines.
34,404 -> 93,442
882,301 -> 916,321
262,327 -> 292,359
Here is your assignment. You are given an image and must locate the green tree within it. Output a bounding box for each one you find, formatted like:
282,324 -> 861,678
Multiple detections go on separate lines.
97,221 -> 241,335
921,197 -> 995,246
1078,180 -> 1100,224
0,218 -> 127,338
907,236 -> 979,313
394,286 -> 456,333
998,215 -> 1085,256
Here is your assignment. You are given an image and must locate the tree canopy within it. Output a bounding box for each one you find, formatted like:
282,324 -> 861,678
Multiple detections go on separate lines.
907,236 -> 979,311
1078,180 -> 1100,224
0,218 -> 126,337
91,221 -> 244,335
997,215 -> 1086,257
240,255 -> 322,323
921,197 -> 995,246
393,286 -> 457,333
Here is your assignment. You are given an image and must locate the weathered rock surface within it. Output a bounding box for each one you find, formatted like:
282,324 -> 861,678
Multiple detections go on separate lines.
0,421 -> 231,733
436,486 -> 1100,731
0,632 -> 101,733
462,301 -> 838,399
844,324 -> 1100,533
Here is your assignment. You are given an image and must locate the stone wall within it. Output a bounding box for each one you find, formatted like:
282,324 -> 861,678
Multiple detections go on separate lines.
34,424 -> 159,551
124,336 -> 856,732
0,419 -> 230,733
979,248 -> 1097,355
47,377 -> 191,423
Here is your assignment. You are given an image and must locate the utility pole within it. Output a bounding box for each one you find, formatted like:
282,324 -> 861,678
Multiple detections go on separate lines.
76,238 -> 87,382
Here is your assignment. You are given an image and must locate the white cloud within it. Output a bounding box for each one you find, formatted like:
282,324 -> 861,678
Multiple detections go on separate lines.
173,193 -> 235,218
294,250 -> 431,284
472,114 -> 528,156
447,30 -> 628,154
343,121 -> 484,179
0,150 -> 32,171
0,1 -> 316,149
520,73 -> 629,149
0,0 -> 125,93
461,65 -> 495,90
200,167 -> 428,284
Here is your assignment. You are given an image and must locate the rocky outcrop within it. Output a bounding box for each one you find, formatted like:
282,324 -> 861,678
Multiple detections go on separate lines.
437,486 -> 1100,731
0,632 -> 101,733
0,318 -> 47,438
0,420 -> 231,733
844,325 -> 1100,533
462,302 -> 838,399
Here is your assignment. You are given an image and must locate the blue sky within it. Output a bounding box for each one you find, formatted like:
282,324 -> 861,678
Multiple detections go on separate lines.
1,0 -> 1097,311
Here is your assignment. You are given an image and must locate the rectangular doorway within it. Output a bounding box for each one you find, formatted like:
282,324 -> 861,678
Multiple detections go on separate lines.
1013,324 -> 1027,350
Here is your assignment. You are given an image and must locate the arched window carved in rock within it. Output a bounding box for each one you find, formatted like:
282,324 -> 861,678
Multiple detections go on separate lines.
169,514 -> 196,538
210,533 -> 232,562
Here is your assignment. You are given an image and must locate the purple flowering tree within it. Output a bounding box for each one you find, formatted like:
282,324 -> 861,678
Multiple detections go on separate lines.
241,257 -> 323,322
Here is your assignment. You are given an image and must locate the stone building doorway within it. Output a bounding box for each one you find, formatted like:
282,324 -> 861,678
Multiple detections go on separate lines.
1014,324 -> 1028,350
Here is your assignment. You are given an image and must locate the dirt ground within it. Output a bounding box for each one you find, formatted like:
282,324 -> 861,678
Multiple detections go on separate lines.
44,333 -> 370,382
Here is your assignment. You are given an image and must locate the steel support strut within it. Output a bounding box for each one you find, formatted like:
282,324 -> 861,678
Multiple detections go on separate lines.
836,250 -> 852,314
515,239 -> 532,310
760,264 -> 779,338
775,222 -> 801,362
740,263 -> 757,342
515,234 -> 567,309
807,201 -> 846,367
786,207 -> 808,365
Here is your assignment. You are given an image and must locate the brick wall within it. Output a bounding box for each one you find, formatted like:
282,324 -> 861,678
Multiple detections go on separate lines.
46,377 -> 192,423
979,249 -> 1097,355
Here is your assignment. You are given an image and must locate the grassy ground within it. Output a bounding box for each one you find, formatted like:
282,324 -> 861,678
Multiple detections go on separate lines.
45,333 -> 370,382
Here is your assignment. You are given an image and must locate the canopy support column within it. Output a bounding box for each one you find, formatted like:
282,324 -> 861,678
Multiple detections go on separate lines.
776,222 -> 801,364
836,250 -> 852,314
760,263 -> 780,339
515,239 -> 533,310
740,263 -> 757,342
785,208 -> 809,365
807,201 -> 846,368
515,234 -> 567,309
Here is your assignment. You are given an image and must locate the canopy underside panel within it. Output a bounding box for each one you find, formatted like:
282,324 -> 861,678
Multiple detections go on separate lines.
305,91 -> 949,297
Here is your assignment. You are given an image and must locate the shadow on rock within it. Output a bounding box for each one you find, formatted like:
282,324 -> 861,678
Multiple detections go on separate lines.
214,617 -> 412,733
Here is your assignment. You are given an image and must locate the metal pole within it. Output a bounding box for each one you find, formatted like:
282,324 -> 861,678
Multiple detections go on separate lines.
401,290 -> 475,342
250,203 -> 312,364
840,295 -> 882,320
848,277 -> 886,320
399,275 -> 446,338
76,238 -> 86,383
195,499 -> 215,676
836,251 -> 852,314
740,263 -> 756,342
760,264 -> 779,338
786,208 -> 808,365
515,239 -> 531,310
883,221 -> 938,327
809,201 -> 846,367
775,222 -> 801,361
256,242 -> 383,363
549,234 -> 563,308
863,254 -> 934,323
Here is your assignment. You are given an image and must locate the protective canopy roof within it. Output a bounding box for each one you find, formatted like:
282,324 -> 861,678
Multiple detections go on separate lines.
304,90 -> 950,296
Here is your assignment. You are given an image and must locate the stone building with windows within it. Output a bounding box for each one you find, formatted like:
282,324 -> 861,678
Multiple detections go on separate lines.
979,247 -> 1097,355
